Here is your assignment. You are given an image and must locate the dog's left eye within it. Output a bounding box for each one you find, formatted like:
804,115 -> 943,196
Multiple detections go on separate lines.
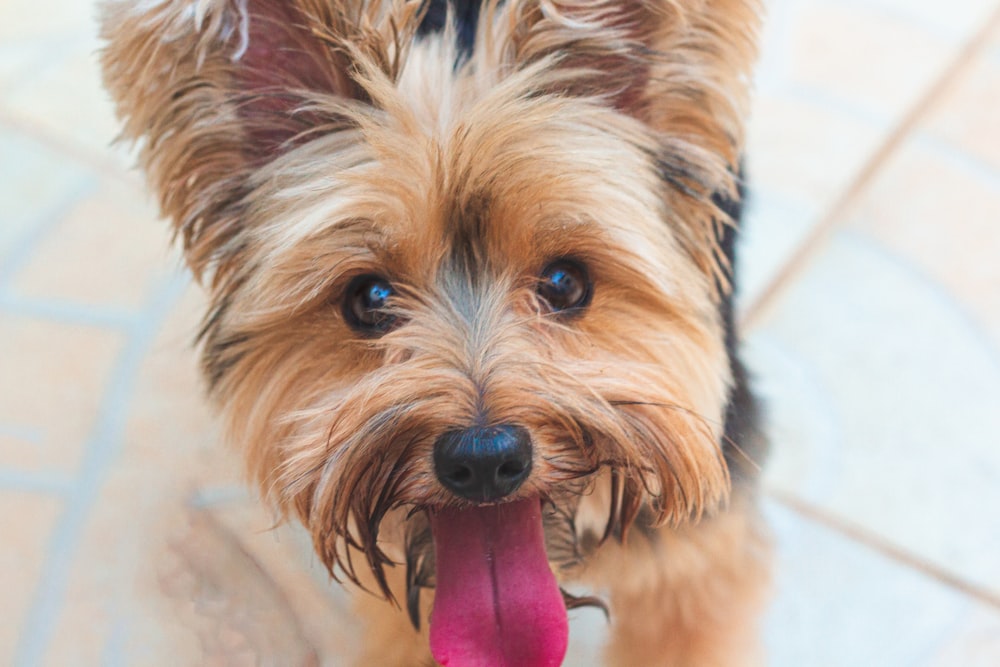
344,275 -> 396,334
537,259 -> 591,314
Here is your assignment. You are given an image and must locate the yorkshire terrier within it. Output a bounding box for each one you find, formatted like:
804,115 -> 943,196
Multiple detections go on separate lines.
101,1 -> 770,665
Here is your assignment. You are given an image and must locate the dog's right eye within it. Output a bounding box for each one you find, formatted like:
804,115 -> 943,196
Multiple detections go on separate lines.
537,259 -> 592,314
344,275 -> 396,334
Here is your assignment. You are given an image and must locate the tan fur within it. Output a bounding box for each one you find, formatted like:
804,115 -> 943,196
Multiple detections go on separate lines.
101,1 -> 767,664
584,494 -> 771,666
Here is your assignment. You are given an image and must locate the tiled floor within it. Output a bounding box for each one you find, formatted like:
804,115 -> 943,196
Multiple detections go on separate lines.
1,1 -> 999,665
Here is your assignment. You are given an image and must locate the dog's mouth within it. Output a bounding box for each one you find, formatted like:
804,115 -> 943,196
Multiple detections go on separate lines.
429,498 -> 569,667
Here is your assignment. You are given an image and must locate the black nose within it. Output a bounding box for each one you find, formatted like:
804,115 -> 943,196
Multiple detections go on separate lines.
434,424 -> 533,502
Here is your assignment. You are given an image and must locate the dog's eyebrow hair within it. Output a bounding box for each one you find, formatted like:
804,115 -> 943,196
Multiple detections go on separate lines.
417,0 -> 483,62
444,188 -> 490,283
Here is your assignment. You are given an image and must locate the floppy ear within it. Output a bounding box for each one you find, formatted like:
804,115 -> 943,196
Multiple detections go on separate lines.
500,0 -> 760,282
100,0 -> 420,283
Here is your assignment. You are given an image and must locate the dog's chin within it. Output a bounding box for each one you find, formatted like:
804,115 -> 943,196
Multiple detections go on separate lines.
428,497 -> 568,667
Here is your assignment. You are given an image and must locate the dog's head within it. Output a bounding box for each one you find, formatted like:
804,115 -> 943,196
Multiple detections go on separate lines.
102,0 -> 758,663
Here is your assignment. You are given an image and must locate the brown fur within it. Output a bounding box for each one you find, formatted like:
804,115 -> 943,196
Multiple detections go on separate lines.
101,1 -> 767,664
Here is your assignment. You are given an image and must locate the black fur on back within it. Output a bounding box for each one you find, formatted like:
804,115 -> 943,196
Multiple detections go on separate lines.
715,175 -> 768,486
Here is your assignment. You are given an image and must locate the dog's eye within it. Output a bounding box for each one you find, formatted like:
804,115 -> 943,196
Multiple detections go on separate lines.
344,275 -> 396,334
537,260 -> 591,313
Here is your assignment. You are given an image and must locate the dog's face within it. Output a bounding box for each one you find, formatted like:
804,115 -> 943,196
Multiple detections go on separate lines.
102,0 -> 758,663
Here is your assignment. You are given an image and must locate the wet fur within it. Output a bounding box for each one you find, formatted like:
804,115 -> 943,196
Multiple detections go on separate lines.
101,1 -> 770,664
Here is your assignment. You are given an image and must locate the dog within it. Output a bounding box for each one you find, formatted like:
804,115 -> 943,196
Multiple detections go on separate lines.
101,1 -> 770,664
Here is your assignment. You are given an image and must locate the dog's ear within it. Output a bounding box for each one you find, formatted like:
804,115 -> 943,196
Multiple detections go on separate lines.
504,0 -> 758,163
500,0 -> 759,284
100,0 -> 419,283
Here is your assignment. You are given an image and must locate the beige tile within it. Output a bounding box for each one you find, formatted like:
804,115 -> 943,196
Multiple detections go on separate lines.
145,505 -> 320,667
0,0 -> 93,91
924,55 -> 1000,172
764,501 -> 973,666
40,286 -> 218,666
119,284 -> 233,487
40,472 -> 152,667
42,446 -> 333,663
0,316 -> 124,474
0,129 -> 94,259
851,140 -> 1000,344
96,281 -> 353,663
740,91 -> 884,307
115,600 -> 204,667
0,43 -> 50,92
11,178 -> 172,311
39,468 -> 206,667
3,35 -> 128,170
741,0 -> 987,313
788,1 -> 953,121
31,276 -> 351,664
924,605 -> 1000,667
748,231 -> 1000,597
0,0 -> 95,42
747,92 -> 884,210
859,0 -> 997,40
196,501 -> 356,663
0,491 -> 62,666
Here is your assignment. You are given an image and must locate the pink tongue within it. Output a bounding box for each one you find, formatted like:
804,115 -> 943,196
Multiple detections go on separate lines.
429,499 -> 568,667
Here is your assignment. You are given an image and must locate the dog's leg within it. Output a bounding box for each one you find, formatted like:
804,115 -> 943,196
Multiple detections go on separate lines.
591,496 -> 771,667
347,562 -> 436,667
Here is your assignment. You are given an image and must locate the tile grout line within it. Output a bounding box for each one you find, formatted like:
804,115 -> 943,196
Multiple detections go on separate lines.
0,469 -> 75,496
740,3 -> 1000,332
12,270 -> 189,667
767,487 -> 1000,613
